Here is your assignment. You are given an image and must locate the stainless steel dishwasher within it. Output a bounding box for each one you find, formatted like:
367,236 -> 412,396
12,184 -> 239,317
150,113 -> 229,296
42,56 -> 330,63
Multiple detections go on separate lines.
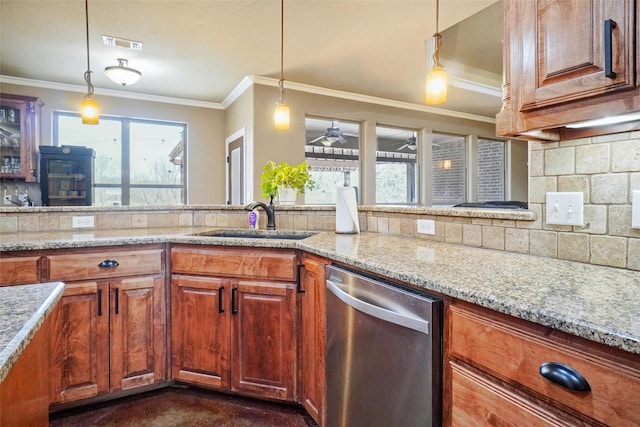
325,265 -> 442,427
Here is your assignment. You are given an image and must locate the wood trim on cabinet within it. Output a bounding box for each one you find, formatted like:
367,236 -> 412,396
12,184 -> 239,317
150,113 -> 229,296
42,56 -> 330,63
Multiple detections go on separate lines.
0,255 -> 41,286
47,248 -> 164,282
171,245 -> 297,282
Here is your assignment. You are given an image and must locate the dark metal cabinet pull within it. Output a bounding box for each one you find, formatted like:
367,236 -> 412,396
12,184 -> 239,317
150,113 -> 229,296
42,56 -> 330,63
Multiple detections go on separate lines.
296,264 -> 306,294
231,288 -> 238,314
97,289 -> 103,316
114,288 -> 119,315
604,19 -> 617,79
218,286 -> 225,313
539,362 -> 591,392
98,259 -> 119,269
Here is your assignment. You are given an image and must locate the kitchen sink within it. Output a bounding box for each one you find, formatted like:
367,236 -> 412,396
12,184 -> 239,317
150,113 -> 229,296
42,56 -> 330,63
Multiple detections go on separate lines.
191,229 -> 317,240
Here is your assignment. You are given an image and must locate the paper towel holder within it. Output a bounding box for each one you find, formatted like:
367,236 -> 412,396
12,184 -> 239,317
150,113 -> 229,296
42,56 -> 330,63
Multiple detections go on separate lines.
335,186 -> 360,234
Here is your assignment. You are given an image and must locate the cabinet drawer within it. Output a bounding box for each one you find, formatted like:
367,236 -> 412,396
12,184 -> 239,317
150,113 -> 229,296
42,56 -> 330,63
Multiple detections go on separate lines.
448,302 -> 640,427
47,248 -> 163,281
449,361 -> 576,427
171,246 -> 297,281
0,256 -> 41,286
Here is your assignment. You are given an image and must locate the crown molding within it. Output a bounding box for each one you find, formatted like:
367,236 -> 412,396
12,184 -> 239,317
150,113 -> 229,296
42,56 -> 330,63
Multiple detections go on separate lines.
2,74 -> 497,123
0,75 -> 224,109
228,75 -> 496,124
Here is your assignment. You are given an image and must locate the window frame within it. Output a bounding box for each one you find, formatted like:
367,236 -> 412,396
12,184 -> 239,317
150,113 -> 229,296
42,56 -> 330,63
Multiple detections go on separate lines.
53,112 -> 187,206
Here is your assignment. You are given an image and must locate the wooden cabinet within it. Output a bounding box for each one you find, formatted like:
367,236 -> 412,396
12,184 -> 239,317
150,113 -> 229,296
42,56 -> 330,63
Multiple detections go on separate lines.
298,253 -> 328,426
0,94 -> 39,181
46,246 -> 166,405
171,245 -> 298,402
231,280 -> 296,400
445,300 -> 640,426
171,275 -> 231,389
0,315 -> 50,427
497,0 -> 640,140
0,253 -> 42,286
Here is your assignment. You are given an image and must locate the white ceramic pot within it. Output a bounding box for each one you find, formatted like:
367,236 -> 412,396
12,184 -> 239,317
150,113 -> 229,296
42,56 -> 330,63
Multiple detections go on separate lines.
278,186 -> 297,205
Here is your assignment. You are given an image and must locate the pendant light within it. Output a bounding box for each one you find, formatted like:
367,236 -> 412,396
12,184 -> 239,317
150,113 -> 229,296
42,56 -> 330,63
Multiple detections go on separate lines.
80,0 -> 98,124
105,58 -> 142,86
426,0 -> 447,105
274,0 -> 290,130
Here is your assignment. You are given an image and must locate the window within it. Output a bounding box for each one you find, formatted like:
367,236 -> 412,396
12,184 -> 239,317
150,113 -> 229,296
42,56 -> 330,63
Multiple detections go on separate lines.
54,113 -> 186,206
432,133 -> 466,206
375,126 -> 418,205
477,138 -> 505,201
304,117 -> 360,204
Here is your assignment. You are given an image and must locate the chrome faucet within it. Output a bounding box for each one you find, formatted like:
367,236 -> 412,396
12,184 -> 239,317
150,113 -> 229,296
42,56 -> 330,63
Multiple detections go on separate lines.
245,197 -> 276,230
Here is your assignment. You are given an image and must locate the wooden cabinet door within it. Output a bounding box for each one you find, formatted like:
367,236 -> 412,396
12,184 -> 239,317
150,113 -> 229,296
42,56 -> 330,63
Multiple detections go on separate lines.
231,280 -> 297,401
449,361 -> 579,427
520,0 -> 635,112
171,275 -> 231,389
0,94 -> 38,182
49,281 -> 109,404
110,275 -> 166,392
299,254 -> 327,425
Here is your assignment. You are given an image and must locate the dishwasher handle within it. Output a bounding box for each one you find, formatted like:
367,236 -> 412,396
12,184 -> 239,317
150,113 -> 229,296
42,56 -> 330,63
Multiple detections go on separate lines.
327,280 -> 430,335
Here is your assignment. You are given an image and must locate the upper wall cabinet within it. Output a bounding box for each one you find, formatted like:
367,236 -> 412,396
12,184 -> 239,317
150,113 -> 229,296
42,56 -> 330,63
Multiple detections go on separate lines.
0,94 -> 39,181
496,0 -> 640,141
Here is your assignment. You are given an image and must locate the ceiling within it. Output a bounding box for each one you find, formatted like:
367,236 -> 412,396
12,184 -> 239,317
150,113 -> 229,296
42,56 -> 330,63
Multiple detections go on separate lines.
0,0 -> 502,118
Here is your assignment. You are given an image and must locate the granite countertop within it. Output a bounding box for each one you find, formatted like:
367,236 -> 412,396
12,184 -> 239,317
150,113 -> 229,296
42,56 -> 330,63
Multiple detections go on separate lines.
0,281 -> 65,382
1,227 -> 639,356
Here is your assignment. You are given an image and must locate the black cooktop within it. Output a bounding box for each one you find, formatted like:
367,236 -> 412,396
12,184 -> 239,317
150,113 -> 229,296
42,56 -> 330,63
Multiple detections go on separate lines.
453,201 -> 528,210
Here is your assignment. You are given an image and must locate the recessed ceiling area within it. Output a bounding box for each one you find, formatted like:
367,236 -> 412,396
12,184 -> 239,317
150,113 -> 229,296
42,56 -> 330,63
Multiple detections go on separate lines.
0,0 -> 502,118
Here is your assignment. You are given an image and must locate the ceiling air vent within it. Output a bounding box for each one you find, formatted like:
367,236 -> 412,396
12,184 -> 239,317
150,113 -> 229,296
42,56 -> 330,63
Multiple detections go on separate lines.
102,35 -> 143,51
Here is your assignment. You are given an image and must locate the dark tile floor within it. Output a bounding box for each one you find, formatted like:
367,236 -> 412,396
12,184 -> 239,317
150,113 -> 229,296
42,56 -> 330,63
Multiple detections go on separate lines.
49,386 -> 318,427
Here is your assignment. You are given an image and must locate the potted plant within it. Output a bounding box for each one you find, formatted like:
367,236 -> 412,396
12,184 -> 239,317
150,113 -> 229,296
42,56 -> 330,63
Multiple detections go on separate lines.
260,160 -> 315,205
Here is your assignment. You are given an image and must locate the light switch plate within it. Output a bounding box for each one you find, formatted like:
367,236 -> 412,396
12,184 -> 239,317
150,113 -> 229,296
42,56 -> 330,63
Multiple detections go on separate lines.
546,192 -> 584,226
633,190 -> 640,229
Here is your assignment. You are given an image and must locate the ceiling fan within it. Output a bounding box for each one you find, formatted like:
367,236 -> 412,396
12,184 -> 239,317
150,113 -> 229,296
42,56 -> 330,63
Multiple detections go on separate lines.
398,132 -> 418,151
308,121 -> 355,146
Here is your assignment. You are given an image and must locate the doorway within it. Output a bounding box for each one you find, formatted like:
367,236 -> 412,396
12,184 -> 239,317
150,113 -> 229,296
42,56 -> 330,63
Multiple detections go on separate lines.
227,134 -> 244,205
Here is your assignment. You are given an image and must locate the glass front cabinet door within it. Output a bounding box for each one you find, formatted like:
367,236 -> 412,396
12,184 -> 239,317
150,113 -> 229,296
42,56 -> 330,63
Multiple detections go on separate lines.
0,94 -> 39,182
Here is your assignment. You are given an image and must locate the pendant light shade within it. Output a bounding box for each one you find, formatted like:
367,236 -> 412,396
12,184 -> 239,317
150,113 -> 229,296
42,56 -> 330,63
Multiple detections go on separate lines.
426,0 -> 447,105
80,0 -> 98,124
274,0 -> 290,130
80,97 -> 99,125
105,58 -> 142,86
274,102 -> 290,130
426,65 -> 447,105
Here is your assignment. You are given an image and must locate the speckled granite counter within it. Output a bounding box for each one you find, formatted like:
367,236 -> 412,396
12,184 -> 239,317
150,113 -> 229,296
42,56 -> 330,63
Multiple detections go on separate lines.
0,282 -> 64,382
1,228 -> 639,356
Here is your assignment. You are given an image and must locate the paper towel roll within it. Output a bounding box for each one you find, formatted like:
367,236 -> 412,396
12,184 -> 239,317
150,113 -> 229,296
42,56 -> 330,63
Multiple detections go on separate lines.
336,186 -> 360,234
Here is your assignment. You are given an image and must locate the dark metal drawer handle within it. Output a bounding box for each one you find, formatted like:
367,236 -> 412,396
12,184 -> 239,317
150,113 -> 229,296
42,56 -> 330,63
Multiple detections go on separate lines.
604,19 -> 617,79
98,259 -> 119,269
539,362 -> 591,392
218,286 -> 225,314
97,289 -> 103,316
296,264 -> 306,294
231,287 -> 238,315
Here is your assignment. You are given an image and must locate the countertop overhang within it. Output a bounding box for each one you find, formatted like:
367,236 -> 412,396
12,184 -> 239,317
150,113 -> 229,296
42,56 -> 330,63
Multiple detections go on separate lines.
0,281 -> 64,382
0,227 -> 638,356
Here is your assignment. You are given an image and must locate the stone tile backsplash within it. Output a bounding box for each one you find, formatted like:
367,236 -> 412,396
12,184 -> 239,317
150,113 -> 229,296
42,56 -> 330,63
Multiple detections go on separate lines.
1,130 -> 639,271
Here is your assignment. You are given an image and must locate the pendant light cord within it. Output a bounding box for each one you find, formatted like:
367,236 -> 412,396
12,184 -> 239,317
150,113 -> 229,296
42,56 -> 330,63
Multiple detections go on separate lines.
278,0 -> 285,102
432,0 -> 442,68
84,0 -> 94,97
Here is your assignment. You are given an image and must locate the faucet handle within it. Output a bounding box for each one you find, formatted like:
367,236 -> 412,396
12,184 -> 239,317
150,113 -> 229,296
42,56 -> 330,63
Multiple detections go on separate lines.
269,194 -> 275,206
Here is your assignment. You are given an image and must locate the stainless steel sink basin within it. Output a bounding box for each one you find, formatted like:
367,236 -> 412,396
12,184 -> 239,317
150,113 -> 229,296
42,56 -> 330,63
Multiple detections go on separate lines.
191,229 -> 317,240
